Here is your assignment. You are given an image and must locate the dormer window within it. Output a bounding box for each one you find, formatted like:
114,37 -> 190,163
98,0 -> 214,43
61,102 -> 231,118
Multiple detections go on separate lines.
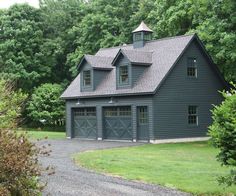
83,70 -> 91,86
119,65 -> 129,85
187,58 -> 197,78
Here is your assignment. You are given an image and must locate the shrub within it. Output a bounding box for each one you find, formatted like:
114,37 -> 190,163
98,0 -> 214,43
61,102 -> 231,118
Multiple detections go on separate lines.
0,130 -> 43,195
209,83 -> 236,186
27,83 -> 65,126
0,80 -> 47,195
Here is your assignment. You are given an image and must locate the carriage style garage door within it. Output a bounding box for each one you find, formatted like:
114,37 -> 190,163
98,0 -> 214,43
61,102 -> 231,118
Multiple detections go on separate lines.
103,106 -> 132,140
73,107 -> 97,139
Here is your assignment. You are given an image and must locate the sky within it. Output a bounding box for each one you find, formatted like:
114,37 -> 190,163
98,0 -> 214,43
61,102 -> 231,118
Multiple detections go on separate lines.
0,0 -> 39,9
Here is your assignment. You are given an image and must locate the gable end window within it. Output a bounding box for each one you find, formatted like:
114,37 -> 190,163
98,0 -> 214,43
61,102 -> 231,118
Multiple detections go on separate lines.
188,106 -> 198,125
83,70 -> 91,87
187,58 -> 197,77
119,65 -> 129,85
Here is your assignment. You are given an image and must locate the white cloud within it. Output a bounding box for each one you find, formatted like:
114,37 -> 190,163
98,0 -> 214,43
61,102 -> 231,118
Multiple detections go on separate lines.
0,0 -> 39,9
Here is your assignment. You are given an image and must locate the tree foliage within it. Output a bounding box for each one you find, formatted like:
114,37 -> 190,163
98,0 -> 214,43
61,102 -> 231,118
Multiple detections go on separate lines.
0,4 -> 54,90
209,84 -> 236,186
0,80 -> 27,128
0,0 -> 235,123
27,83 -> 65,126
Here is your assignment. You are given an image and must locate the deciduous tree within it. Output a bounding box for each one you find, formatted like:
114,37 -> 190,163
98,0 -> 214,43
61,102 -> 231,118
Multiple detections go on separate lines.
209,84 -> 236,186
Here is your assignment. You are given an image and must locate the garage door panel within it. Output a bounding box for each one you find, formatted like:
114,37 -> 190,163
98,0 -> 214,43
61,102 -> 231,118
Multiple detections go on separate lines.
73,108 -> 97,139
104,107 -> 132,140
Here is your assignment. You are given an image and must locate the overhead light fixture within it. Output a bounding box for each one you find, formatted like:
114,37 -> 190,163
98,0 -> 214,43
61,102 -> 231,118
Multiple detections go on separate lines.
108,97 -> 114,104
76,98 -> 80,105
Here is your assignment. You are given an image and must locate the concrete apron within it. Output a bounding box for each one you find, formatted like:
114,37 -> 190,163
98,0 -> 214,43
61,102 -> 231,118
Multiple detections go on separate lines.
149,137 -> 210,144
67,136 -> 210,144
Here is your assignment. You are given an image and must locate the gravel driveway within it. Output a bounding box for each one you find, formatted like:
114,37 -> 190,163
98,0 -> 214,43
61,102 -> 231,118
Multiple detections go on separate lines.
38,139 -> 190,196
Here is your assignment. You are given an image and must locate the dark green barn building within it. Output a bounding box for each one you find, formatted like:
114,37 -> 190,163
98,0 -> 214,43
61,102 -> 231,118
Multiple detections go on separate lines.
61,21 -> 227,142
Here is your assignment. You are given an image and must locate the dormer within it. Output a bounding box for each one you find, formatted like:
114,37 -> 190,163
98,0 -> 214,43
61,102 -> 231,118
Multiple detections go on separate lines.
112,49 -> 152,89
77,55 -> 113,92
132,21 -> 153,49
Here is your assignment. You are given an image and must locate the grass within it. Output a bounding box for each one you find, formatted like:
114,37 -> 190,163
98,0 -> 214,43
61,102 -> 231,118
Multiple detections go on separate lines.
73,142 -> 236,195
16,128 -> 66,139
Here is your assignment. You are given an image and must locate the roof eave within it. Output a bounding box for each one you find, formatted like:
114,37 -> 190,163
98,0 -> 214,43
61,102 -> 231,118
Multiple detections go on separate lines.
93,67 -> 113,70
61,91 -> 155,100
77,55 -> 86,70
131,62 -> 152,66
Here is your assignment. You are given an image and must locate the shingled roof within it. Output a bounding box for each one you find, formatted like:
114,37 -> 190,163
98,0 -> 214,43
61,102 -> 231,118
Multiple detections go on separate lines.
112,49 -> 153,65
61,34 -> 196,99
78,55 -> 113,70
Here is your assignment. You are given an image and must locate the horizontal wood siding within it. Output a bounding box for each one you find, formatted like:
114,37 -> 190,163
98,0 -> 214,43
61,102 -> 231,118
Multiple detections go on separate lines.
132,65 -> 146,86
93,70 -> 109,90
65,95 -> 154,140
153,40 -> 225,139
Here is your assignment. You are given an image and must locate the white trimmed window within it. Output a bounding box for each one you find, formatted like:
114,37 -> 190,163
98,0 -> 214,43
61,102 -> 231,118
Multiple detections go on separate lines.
119,65 -> 129,85
188,106 -> 198,125
83,70 -> 91,86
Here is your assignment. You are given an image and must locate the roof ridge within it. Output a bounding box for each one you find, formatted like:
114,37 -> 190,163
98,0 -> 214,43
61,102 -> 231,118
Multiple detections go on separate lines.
98,34 -> 195,51
86,54 -> 113,59
146,33 -> 195,44
121,48 -> 154,53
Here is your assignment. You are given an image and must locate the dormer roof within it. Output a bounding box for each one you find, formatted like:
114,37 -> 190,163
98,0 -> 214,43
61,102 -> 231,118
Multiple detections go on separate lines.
78,55 -> 113,71
112,49 -> 153,65
132,21 -> 153,33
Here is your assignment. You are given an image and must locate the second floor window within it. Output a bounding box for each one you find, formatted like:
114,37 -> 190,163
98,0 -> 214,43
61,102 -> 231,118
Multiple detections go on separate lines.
83,70 -> 91,87
119,65 -> 129,85
187,58 -> 197,78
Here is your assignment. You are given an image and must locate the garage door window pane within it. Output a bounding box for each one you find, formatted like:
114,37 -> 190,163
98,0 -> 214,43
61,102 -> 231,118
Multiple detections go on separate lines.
105,108 -> 118,117
119,107 -> 131,116
86,108 -> 96,116
75,108 -> 85,116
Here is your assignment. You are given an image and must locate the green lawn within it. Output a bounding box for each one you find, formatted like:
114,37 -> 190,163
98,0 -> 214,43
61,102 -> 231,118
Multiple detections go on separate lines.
73,142 -> 236,195
17,128 -> 66,139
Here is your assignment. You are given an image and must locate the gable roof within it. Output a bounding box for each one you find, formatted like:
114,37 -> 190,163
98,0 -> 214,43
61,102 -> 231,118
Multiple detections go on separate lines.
78,55 -> 113,70
62,34 -> 201,99
112,49 -> 153,65
61,34 -> 228,99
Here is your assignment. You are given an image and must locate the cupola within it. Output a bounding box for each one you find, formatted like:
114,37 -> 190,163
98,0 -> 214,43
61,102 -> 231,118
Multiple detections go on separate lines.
132,21 -> 153,49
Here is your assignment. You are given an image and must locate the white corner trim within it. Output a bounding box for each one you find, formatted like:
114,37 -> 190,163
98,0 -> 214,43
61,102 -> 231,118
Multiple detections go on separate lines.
150,137 -> 210,144
97,137 -> 102,141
